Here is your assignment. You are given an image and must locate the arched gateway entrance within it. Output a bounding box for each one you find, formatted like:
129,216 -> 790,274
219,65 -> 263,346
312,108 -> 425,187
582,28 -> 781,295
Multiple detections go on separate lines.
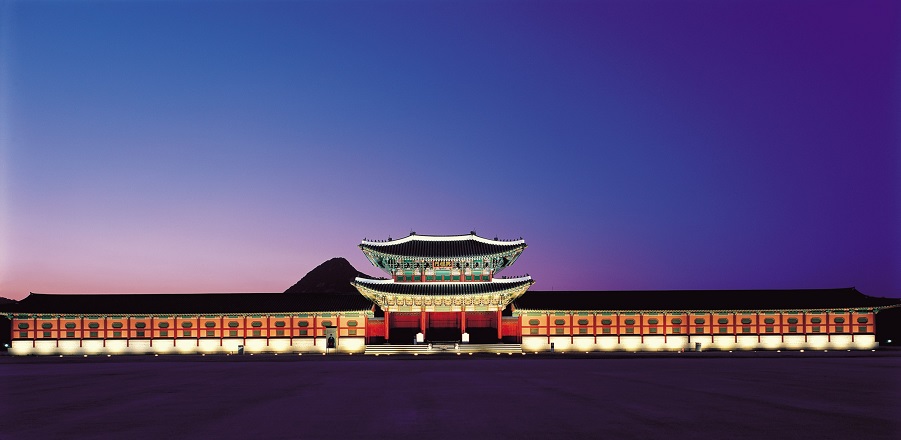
385,311 -> 503,344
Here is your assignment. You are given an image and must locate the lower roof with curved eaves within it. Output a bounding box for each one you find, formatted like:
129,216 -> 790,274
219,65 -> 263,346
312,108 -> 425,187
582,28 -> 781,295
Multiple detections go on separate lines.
351,276 -> 534,296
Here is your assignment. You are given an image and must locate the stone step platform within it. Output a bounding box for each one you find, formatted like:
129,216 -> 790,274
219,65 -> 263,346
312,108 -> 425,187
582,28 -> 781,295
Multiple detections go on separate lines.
364,343 -> 522,355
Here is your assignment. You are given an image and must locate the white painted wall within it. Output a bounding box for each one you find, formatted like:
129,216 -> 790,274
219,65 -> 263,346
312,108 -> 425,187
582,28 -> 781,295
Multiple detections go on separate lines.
520,335 -> 877,352
10,334 -> 876,355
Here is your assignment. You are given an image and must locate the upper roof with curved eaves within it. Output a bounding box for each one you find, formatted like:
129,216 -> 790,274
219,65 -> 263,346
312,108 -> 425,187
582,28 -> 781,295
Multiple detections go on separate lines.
360,233 -> 526,259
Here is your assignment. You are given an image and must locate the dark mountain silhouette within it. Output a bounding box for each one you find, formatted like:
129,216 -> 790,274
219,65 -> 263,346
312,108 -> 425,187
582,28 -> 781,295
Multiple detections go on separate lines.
284,257 -> 373,294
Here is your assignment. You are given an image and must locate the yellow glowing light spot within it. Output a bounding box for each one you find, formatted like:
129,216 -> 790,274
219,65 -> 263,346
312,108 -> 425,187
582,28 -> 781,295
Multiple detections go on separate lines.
800,350 -> 804,353
83,355 -> 87,357
469,353 -> 473,355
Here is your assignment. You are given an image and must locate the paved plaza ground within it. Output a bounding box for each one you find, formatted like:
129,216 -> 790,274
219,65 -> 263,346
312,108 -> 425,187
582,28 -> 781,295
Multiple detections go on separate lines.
1,352 -> 899,439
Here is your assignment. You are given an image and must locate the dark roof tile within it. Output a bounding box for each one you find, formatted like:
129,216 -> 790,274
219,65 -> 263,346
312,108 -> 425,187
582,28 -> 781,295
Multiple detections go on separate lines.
513,288 -> 900,312
8,292 -> 374,315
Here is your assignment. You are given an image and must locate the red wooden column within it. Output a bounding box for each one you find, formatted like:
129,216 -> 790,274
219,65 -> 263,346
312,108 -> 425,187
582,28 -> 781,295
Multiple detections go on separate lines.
460,310 -> 466,334
826,311 -> 831,342
803,311 -> 807,343
756,312 -> 761,344
639,312 -> 644,344
497,309 -> 502,340
660,312 -> 669,345
733,312 -> 737,344
849,310 -> 854,343
384,310 -> 390,341
779,311 -> 784,344
421,310 -> 427,340
546,312 -> 551,345
616,312 -> 621,344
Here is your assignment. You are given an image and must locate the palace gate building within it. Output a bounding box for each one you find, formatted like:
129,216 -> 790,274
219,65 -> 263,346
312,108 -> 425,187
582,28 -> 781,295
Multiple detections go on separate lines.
3,233 -> 898,355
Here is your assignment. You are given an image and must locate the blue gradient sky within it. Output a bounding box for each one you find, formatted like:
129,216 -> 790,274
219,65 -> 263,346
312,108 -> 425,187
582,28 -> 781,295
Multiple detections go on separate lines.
1,1 -> 898,300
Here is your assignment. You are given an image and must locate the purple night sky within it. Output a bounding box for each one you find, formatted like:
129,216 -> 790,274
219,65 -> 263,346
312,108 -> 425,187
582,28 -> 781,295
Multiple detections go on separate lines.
0,1 -> 897,300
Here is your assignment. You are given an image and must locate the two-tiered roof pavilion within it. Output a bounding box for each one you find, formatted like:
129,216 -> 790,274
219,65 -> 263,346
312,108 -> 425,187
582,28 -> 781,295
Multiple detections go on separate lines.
352,233 -> 533,343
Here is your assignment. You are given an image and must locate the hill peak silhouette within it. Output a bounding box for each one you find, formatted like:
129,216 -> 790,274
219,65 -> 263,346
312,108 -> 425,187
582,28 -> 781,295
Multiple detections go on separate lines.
284,257 -> 372,294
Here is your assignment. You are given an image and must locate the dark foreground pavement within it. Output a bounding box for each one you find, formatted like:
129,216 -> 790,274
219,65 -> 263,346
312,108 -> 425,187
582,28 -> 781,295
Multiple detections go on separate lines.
1,354 -> 899,439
